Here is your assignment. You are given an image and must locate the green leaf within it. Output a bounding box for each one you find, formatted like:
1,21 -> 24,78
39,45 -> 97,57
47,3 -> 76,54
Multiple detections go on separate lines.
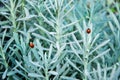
89,39 -> 110,55
28,73 -> 44,78
89,49 -> 110,63
66,58 -> 83,73
7,71 -> 17,76
34,23 -> 50,34
90,33 -> 100,47
4,37 -> 14,52
28,52 -> 44,69
48,71 -> 58,75
2,69 -> 8,79
70,43 -> 83,63
60,76 -> 79,80
2,29 -> 7,45
17,15 -> 37,21
13,32 -> 20,45
32,33 -> 54,43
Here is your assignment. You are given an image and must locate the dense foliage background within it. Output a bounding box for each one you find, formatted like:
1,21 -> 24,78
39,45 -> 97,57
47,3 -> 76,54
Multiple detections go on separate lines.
0,0 -> 120,80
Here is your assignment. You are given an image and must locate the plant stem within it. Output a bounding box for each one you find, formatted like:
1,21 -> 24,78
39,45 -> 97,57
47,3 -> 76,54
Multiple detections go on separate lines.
0,47 -> 8,69
45,53 -> 49,80
21,0 -> 27,32
84,37 -> 90,80
84,51 -> 88,80
84,64 -> 88,80
10,0 -> 16,31
45,67 -> 49,80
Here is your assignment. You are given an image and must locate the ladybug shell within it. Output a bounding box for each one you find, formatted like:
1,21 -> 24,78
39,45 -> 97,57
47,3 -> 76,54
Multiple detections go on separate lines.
86,28 -> 91,34
29,42 -> 34,48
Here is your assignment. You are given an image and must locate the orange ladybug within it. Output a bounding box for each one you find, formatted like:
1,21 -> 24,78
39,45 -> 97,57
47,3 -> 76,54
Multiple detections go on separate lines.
29,42 -> 34,48
86,28 -> 91,34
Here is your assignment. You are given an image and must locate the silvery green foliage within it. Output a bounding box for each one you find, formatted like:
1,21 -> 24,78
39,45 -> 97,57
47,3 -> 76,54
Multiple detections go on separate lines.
0,0 -> 120,80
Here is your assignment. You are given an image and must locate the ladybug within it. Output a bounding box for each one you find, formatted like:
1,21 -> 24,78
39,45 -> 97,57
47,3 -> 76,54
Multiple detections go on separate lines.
29,42 -> 34,48
86,28 -> 91,34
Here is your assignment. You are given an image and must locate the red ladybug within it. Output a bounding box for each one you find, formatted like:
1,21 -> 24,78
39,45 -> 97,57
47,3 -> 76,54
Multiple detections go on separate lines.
86,28 -> 91,34
29,42 -> 34,48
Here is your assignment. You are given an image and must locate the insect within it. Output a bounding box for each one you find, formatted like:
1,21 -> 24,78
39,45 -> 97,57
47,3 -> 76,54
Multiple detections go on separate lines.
86,28 -> 91,34
29,42 -> 34,48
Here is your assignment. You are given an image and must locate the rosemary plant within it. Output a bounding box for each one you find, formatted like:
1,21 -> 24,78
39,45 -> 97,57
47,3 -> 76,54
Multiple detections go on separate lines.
0,0 -> 120,80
